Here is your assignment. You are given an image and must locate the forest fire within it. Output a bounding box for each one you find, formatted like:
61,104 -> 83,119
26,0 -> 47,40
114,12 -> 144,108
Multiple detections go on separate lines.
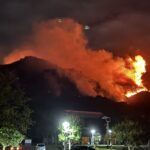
125,55 -> 148,98
2,19 -> 149,102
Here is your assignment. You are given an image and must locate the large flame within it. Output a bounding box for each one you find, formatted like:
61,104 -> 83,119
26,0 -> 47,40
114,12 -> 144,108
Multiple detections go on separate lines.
125,55 -> 148,98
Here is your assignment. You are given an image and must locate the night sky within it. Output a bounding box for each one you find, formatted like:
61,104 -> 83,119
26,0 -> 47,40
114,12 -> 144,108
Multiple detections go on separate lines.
1,0 -> 150,61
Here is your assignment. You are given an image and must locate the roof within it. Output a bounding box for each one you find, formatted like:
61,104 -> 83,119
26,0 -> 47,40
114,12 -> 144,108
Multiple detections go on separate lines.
65,110 -> 103,118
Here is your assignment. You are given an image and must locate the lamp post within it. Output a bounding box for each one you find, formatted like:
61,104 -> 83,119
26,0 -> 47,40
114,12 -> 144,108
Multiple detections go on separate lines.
62,121 -> 70,150
108,129 -> 112,146
102,116 -> 111,146
91,129 -> 96,145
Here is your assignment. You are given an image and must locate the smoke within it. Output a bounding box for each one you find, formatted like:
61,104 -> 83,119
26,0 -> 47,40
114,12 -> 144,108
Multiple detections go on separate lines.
3,19 -> 139,101
0,48 -> 6,63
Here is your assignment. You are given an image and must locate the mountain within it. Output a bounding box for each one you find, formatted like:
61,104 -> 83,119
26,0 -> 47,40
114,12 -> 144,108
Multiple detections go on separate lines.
0,56 -> 149,141
0,56 -> 127,113
127,91 -> 150,113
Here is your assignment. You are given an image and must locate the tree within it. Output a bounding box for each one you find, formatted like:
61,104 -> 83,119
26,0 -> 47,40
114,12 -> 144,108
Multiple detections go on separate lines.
58,115 -> 82,150
112,119 -> 143,150
0,72 -> 32,134
94,132 -> 101,145
0,127 -> 24,150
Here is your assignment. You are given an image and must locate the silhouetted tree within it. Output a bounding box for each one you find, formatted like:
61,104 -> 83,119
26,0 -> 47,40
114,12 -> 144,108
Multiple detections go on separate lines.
0,72 -> 32,149
112,119 -> 143,150
58,115 -> 82,150
0,127 -> 24,150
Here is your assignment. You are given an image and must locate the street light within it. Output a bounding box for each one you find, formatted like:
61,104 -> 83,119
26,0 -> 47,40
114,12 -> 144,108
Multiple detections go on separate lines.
108,129 -> 112,134
62,121 -> 70,150
102,116 -> 111,133
102,116 -> 111,146
108,129 -> 112,146
91,129 -> 96,145
63,121 -> 70,132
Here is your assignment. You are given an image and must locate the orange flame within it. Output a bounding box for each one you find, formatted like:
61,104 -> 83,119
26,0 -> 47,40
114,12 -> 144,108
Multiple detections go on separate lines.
125,55 -> 148,98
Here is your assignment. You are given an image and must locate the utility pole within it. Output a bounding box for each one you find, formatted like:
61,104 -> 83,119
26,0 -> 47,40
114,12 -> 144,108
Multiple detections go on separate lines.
102,116 -> 111,146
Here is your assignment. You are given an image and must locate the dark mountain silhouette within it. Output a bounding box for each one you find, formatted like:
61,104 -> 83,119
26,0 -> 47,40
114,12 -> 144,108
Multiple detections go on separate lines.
0,56 -> 149,141
0,56 -> 128,113
127,91 -> 150,114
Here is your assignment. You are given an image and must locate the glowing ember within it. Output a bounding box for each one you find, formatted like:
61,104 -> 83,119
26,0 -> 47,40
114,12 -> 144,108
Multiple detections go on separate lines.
125,55 -> 148,98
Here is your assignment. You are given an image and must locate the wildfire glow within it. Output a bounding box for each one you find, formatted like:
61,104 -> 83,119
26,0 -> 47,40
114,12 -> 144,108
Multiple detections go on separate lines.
125,55 -> 148,98
3,19 -> 150,101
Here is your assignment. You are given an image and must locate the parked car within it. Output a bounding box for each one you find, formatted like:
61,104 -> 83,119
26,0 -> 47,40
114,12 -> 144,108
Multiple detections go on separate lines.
71,145 -> 95,150
36,143 -> 46,150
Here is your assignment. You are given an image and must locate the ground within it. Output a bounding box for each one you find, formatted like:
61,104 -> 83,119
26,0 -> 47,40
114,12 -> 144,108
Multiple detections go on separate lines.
23,145 -> 60,150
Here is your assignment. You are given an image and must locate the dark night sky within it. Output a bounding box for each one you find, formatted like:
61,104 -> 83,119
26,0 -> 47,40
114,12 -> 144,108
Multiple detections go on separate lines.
1,0 -> 150,62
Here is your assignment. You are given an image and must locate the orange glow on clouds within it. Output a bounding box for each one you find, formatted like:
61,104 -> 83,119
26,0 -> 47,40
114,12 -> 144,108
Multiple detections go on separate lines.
3,19 -> 149,102
4,50 -> 37,64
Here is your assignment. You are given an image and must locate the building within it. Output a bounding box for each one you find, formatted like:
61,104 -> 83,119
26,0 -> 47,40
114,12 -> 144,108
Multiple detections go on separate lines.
65,110 -> 103,144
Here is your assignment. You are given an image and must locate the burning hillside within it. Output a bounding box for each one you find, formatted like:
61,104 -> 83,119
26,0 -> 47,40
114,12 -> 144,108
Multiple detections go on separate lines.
2,19 -> 149,102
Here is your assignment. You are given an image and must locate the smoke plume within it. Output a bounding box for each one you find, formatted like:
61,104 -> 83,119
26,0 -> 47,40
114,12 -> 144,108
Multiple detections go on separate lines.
3,19 -> 142,101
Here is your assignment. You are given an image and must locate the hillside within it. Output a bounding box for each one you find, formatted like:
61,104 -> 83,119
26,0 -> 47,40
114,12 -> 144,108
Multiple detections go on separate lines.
0,56 -> 149,140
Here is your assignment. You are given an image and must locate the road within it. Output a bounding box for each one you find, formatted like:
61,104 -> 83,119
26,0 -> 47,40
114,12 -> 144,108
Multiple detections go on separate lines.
23,145 -> 61,150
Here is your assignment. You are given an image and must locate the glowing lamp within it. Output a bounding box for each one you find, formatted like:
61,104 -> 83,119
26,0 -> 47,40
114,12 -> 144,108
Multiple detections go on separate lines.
108,129 -> 112,134
91,129 -> 96,135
